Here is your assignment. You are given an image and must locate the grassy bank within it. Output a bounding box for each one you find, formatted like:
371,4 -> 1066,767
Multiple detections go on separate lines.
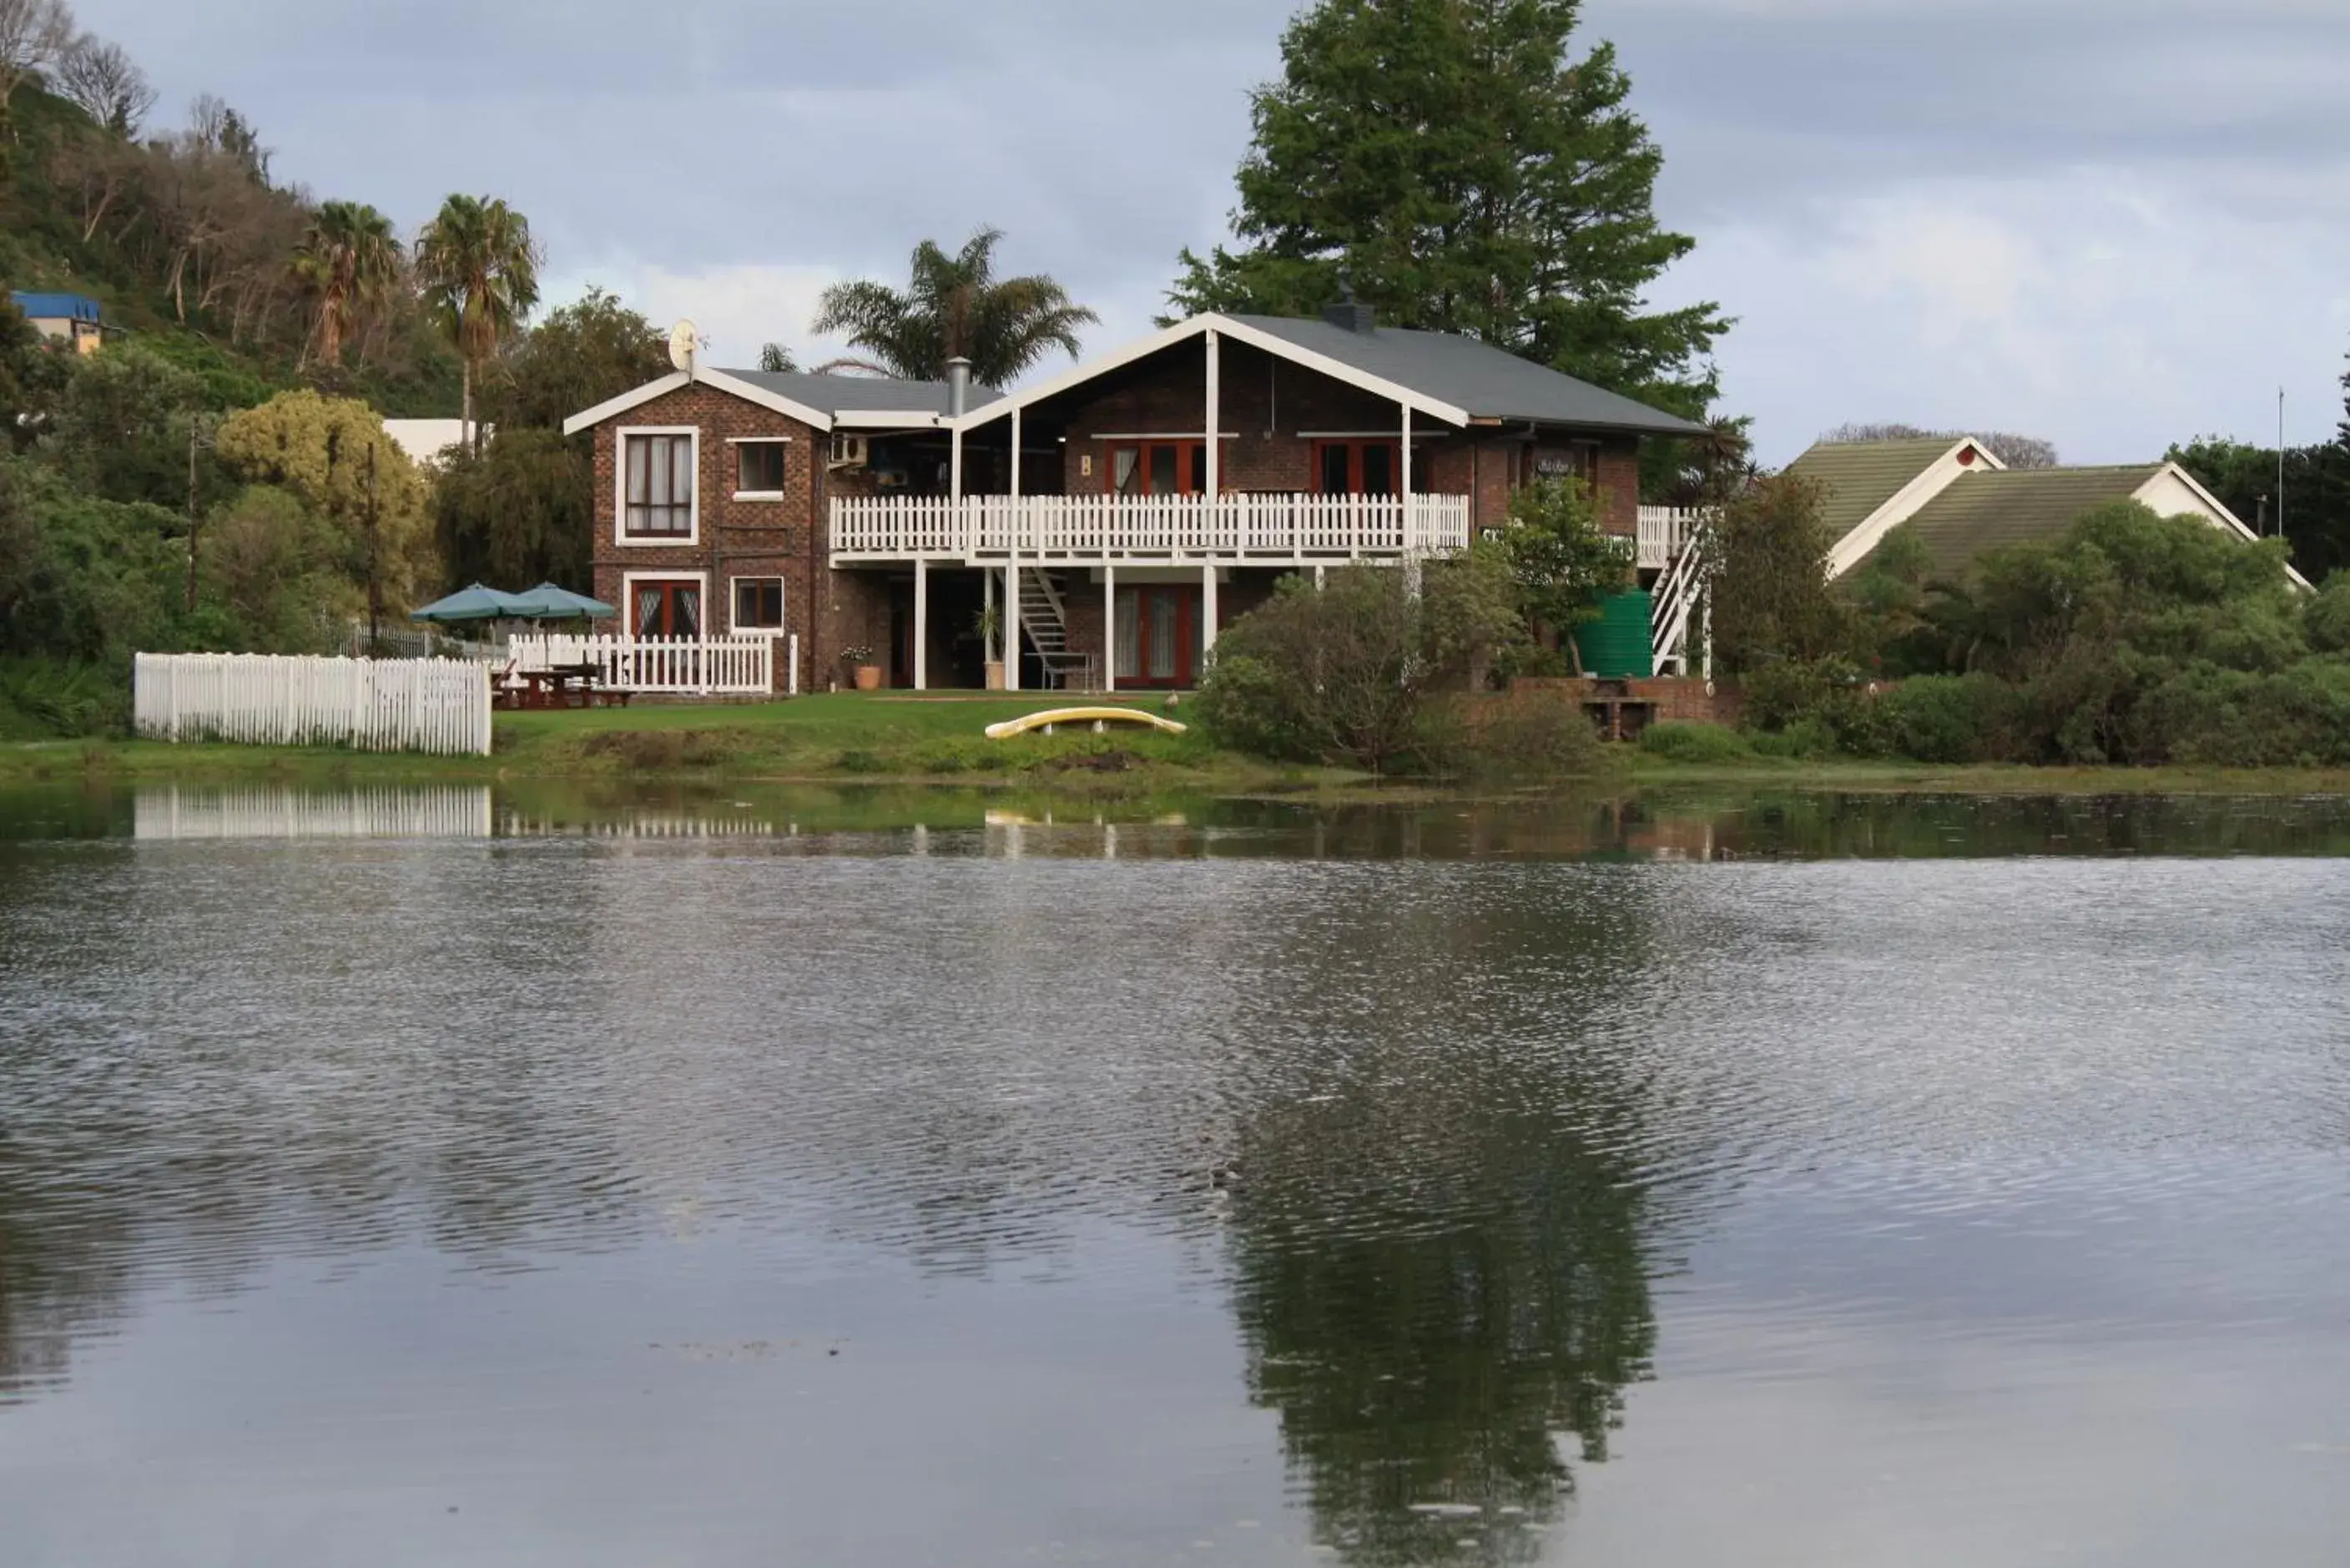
0,693 -> 1358,794
5,694 -> 2350,798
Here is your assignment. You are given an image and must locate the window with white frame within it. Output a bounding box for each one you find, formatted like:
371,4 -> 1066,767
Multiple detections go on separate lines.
734,441 -> 788,497
620,430 -> 695,539
732,577 -> 785,632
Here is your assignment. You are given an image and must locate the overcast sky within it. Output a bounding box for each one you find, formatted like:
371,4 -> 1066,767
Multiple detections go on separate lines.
69,0 -> 2350,464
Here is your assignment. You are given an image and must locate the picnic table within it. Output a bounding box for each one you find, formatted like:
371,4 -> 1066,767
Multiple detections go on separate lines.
494,662 -> 634,711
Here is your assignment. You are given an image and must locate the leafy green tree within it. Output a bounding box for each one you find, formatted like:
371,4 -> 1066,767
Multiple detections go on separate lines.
812,226 -> 1097,386
1702,475 -> 1848,674
2169,435 -> 2350,585
0,454 -> 181,662
1167,0 -> 1726,421
415,193 -> 541,449
0,292 -> 67,452
289,199 -> 401,370
479,285 -> 667,433
214,388 -> 436,612
432,426 -> 590,591
756,341 -> 797,373
44,340 -> 208,507
196,482 -> 348,650
1495,477 -> 1631,673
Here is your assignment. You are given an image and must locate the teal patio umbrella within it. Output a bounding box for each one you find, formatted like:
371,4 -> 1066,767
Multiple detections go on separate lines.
507,582 -> 617,620
409,582 -> 533,623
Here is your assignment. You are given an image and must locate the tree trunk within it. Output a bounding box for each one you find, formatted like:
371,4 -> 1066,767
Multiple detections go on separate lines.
461,360 -> 474,456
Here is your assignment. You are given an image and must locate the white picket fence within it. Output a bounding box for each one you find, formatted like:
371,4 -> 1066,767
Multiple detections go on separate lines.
134,653 -> 492,756
507,633 -> 776,695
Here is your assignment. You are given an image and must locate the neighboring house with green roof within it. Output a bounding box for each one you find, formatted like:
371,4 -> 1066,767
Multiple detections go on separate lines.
1782,436 -> 2307,588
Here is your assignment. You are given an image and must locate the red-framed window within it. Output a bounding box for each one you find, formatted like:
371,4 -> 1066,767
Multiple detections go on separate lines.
630,578 -> 703,638
1105,440 -> 1208,497
1312,439 -> 1403,497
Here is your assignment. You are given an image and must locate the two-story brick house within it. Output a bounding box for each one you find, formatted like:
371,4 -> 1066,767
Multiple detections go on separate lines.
565,303 -> 1707,692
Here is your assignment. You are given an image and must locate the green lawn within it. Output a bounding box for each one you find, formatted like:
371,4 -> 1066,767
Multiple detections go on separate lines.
0,692 -> 1334,793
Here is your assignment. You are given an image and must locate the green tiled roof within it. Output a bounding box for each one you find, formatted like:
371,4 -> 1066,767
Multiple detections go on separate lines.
1866,466 -> 2164,580
1783,437 -> 1963,546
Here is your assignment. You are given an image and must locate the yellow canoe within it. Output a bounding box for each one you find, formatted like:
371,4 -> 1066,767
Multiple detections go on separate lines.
984,706 -> 1188,740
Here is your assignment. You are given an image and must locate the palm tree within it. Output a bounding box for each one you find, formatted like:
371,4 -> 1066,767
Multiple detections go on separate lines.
757,341 -> 798,373
290,201 -> 401,370
811,226 -> 1096,387
414,194 -> 541,451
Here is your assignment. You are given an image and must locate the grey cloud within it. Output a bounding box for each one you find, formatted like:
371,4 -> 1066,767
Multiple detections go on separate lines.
69,0 -> 2350,462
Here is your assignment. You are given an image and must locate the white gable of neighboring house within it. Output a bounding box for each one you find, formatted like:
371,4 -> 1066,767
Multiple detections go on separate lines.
1823,438 -> 2005,578
382,418 -> 476,466
2127,462 -> 2312,589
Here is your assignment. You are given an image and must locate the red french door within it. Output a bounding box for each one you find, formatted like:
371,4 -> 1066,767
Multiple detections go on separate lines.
1105,440 -> 1208,497
630,579 -> 703,638
1113,586 -> 1201,688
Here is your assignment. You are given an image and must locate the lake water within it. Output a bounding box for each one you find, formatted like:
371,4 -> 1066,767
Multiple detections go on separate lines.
3,783 -> 2349,1565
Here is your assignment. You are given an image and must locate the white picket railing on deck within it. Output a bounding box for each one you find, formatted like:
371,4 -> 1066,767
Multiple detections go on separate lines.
1636,505 -> 1702,572
830,492 -> 1471,561
134,653 -> 492,756
508,633 -> 774,695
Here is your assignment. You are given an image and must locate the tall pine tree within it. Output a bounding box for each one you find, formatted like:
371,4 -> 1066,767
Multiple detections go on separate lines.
1170,0 -> 1727,421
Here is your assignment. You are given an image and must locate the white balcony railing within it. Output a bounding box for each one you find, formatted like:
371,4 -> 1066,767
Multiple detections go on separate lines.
1637,505 -> 1703,572
830,492 -> 1472,563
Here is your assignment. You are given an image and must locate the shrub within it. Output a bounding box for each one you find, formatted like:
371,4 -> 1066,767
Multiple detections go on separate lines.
1424,688 -> 1609,779
1196,562 -> 1529,773
2306,575 -> 2350,656
0,657 -> 129,739
1637,721 -> 1751,764
1863,673 -> 2021,764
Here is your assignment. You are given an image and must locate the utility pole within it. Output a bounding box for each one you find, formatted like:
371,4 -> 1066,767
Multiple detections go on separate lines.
2277,387 -> 2287,542
183,413 -> 215,613
365,440 -> 382,654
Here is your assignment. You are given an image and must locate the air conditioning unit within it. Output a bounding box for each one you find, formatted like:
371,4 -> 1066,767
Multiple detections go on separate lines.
828,433 -> 870,471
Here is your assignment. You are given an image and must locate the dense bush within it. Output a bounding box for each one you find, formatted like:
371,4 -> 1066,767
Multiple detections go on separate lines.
0,656 -> 129,739
1196,555 -> 1527,774
1636,721 -> 1750,764
1847,674 -> 2022,764
1422,688 -> 1609,779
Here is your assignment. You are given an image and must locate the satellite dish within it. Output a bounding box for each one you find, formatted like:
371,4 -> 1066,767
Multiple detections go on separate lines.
668,320 -> 699,374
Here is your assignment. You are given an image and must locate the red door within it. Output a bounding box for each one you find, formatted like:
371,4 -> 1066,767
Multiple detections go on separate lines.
1113,585 -> 1200,688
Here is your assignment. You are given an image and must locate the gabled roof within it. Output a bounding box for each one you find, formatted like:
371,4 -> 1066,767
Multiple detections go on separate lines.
954,311 -> 1709,437
718,369 -> 1001,418
1869,465 -> 2167,579
9,290 -> 100,321
1785,437 -> 1989,544
1225,315 -> 1711,436
562,366 -> 980,436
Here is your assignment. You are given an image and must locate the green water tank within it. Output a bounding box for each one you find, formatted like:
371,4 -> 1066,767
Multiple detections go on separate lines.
1577,590 -> 1654,678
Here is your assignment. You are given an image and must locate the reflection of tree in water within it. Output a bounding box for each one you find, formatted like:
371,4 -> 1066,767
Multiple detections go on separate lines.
1219,871 -> 1672,1564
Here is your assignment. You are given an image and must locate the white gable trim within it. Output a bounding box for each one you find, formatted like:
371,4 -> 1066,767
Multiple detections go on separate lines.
562,367 -> 838,436
950,313 -> 1471,433
832,408 -> 948,430
564,371 -> 688,435
2131,462 -> 2314,590
1824,438 -> 2007,578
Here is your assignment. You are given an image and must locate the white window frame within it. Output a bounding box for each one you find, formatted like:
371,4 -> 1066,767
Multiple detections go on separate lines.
615,426 -> 700,547
728,436 -> 792,502
621,570 -> 710,639
729,574 -> 787,633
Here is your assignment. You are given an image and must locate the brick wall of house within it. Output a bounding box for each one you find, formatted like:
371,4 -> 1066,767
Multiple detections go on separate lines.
591,384 -> 823,689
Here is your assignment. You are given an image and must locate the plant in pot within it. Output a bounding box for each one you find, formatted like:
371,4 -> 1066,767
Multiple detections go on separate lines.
839,644 -> 881,692
971,604 -> 1006,690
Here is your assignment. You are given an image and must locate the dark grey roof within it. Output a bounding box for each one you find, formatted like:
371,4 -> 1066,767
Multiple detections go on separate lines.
1224,315 -> 1710,436
715,368 -> 1003,417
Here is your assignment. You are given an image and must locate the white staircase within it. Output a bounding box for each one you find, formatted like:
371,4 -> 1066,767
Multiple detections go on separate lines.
1650,514 -> 1713,678
1015,567 -> 1096,689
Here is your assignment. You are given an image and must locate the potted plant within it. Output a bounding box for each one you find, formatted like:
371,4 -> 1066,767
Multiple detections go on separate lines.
840,644 -> 881,692
971,604 -> 1005,690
